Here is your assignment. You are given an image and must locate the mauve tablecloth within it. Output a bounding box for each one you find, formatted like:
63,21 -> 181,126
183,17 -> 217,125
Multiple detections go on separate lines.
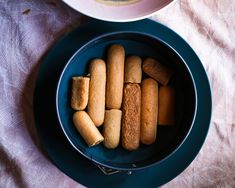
0,0 -> 234,187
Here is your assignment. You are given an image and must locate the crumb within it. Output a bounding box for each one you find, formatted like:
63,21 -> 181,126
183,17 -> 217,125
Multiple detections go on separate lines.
22,9 -> 31,15
47,2 -> 57,6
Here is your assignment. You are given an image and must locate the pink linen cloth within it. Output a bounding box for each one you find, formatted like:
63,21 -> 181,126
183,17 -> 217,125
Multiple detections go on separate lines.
0,0 -> 234,187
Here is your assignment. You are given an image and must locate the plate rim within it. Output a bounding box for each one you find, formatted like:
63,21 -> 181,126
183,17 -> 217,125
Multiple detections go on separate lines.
62,0 -> 176,22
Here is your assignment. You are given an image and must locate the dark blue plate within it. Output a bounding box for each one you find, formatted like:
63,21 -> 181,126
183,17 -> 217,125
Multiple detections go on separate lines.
33,19 -> 211,187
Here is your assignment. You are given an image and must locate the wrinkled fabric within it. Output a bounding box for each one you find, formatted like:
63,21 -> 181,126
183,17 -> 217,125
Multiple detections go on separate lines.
0,0 -> 234,187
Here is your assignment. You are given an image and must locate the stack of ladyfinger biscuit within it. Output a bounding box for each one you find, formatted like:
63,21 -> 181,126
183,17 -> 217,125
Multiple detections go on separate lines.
71,44 -> 175,151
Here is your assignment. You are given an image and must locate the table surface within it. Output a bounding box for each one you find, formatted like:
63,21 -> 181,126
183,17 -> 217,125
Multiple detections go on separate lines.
0,0 -> 234,187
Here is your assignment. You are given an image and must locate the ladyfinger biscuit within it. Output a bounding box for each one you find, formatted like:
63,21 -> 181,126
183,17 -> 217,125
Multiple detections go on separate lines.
103,109 -> 122,149
158,86 -> 175,125
141,78 -> 158,145
142,58 -> 174,85
106,44 -> 125,109
124,56 -> 142,83
122,83 -> 141,151
87,59 -> 106,127
71,77 -> 90,110
73,111 -> 104,147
